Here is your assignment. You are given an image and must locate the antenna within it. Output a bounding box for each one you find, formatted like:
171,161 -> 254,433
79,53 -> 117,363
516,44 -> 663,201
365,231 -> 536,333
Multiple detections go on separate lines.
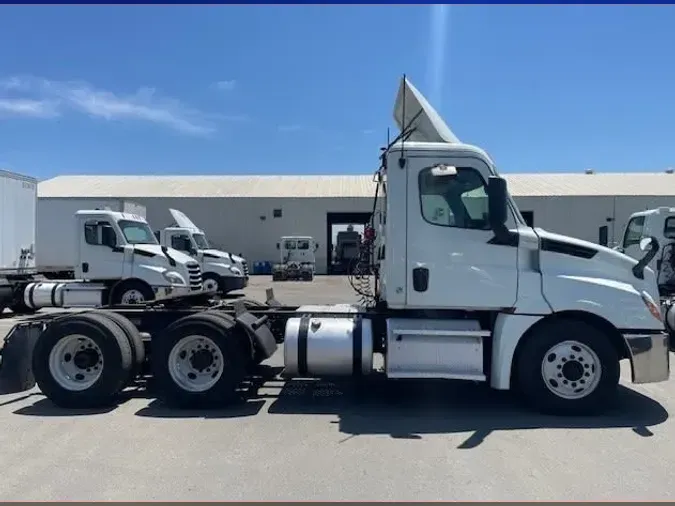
398,73 -> 407,169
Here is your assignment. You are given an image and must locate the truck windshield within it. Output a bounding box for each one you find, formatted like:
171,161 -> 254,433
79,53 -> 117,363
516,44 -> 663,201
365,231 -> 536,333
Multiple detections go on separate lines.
118,220 -> 159,245
193,233 -> 210,249
297,240 -> 310,250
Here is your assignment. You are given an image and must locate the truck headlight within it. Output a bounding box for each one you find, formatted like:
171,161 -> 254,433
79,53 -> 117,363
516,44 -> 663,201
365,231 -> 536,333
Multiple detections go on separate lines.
641,290 -> 662,321
229,266 -> 242,276
163,270 -> 186,286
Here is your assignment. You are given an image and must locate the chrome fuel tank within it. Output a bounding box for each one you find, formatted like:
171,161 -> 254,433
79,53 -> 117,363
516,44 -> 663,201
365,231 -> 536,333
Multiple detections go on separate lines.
284,313 -> 374,377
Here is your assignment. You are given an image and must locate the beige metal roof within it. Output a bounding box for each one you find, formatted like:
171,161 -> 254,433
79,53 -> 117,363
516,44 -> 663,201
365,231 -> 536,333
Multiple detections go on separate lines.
37,172 -> 675,199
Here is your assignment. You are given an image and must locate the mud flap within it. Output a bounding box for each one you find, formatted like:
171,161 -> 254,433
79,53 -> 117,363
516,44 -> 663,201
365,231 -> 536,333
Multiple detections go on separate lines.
0,322 -> 42,394
232,301 -> 278,360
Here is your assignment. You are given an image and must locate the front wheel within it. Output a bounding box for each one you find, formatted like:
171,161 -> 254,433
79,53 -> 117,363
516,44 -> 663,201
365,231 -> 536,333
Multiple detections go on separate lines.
202,272 -> 223,294
515,318 -> 620,416
110,280 -> 155,306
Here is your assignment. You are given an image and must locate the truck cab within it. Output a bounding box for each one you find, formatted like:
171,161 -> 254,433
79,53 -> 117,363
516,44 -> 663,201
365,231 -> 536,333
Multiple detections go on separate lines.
343,77 -> 668,413
616,207 -> 675,294
272,236 -> 317,281
76,210 -> 203,304
155,208 -> 248,295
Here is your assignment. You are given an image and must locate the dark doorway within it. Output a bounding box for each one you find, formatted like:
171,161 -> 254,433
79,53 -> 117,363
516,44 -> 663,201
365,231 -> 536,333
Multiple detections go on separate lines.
326,212 -> 372,275
521,211 -> 534,227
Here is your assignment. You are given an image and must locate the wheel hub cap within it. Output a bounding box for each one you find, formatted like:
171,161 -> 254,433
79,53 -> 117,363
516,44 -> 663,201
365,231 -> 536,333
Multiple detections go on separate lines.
168,335 -> 225,392
541,340 -> 601,400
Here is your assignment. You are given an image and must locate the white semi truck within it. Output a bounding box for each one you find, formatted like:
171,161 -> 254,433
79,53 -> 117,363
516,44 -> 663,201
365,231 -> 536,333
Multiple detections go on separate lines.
0,76 -> 669,417
155,208 -> 249,294
0,191 -> 203,315
615,207 -> 675,344
272,236 -> 317,281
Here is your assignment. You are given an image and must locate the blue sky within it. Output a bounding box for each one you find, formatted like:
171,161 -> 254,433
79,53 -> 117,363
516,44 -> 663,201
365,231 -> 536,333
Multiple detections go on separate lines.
0,5 -> 674,180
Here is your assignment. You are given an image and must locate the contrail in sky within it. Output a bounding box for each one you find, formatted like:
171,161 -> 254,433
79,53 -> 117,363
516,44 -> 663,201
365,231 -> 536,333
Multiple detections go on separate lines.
427,4 -> 450,109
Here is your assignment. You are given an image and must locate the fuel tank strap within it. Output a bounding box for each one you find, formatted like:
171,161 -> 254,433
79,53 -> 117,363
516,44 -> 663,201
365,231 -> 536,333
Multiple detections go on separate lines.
297,315 -> 310,376
352,316 -> 362,376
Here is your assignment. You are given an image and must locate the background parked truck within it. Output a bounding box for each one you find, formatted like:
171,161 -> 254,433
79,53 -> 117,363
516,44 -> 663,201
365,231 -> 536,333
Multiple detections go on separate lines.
155,208 -> 249,295
0,187 -> 203,315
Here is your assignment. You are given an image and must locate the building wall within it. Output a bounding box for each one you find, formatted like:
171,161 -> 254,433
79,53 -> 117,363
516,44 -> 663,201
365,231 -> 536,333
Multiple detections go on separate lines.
137,196 -> 375,274
37,193 -> 675,274
515,195 -> 675,247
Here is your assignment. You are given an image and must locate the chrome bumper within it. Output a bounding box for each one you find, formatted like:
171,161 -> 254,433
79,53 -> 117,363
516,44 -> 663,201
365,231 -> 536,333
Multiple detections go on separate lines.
154,285 -> 191,299
623,331 -> 670,384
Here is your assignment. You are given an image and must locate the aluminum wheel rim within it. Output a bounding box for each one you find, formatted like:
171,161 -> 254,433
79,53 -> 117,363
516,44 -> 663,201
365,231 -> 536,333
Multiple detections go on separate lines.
203,278 -> 219,292
48,334 -> 104,391
541,340 -> 601,400
168,335 -> 224,393
121,289 -> 145,304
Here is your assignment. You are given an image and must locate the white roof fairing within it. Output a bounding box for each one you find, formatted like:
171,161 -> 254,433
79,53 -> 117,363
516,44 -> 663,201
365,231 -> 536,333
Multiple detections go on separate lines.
393,77 -> 461,144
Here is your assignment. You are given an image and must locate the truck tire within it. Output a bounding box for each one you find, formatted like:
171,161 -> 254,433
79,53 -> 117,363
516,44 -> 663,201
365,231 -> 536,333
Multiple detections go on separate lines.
110,279 -> 155,306
202,272 -> 223,294
32,312 -> 133,408
94,310 -> 146,383
152,312 -> 248,409
514,318 -> 620,416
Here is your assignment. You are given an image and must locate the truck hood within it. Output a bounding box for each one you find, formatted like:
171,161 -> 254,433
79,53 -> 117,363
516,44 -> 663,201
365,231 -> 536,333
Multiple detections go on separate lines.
534,228 -> 659,301
133,244 -> 196,266
202,249 -> 246,264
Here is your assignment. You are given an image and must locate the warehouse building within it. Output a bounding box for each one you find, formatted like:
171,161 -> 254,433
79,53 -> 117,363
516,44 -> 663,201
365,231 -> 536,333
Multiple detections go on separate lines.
38,171 -> 675,274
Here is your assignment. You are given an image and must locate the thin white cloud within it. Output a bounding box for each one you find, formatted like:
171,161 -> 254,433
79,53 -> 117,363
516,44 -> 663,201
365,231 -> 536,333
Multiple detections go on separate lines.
212,80 -> 236,92
0,98 -> 60,118
362,129 -> 375,135
0,75 -> 219,135
277,124 -> 302,133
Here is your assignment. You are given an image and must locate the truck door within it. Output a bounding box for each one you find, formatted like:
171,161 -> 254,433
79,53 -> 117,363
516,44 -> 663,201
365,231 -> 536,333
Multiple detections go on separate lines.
79,218 -> 124,280
620,215 -> 646,261
406,158 -> 518,309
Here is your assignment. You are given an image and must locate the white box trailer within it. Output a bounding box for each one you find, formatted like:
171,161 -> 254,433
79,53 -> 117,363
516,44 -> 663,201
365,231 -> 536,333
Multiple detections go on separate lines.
0,170 -> 37,273
36,198 -> 147,276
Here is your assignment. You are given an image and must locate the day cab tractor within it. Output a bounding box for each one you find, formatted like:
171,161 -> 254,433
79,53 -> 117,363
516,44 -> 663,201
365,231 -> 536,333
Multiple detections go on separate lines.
272,236 -> 317,282
0,76 -> 669,417
616,206 -> 675,348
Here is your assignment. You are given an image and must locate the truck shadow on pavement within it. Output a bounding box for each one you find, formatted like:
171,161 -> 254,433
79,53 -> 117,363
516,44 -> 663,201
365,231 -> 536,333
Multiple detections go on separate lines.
136,365 -> 668,448
9,364 -> 669,448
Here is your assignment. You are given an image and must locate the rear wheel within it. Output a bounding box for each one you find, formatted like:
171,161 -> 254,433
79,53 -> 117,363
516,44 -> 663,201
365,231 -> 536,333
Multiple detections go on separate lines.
515,318 -> 620,415
94,310 -> 146,383
32,312 -> 133,408
152,312 -> 248,408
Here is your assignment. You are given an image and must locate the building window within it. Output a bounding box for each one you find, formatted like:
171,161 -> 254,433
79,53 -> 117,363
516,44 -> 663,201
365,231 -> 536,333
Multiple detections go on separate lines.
273,209 -> 282,218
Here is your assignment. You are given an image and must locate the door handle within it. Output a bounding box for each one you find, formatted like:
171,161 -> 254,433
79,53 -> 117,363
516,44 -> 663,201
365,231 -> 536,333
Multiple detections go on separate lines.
412,267 -> 429,292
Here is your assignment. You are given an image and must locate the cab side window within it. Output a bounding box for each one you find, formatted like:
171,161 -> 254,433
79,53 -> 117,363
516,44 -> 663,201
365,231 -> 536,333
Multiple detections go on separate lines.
84,220 -> 117,246
418,166 -> 490,230
171,233 -> 192,251
664,217 -> 675,239
623,216 -> 645,248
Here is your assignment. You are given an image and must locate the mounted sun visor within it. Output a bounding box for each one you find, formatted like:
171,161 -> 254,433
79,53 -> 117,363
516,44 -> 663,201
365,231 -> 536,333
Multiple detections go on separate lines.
169,208 -> 200,231
393,77 -> 460,144
430,164 -> 457,177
